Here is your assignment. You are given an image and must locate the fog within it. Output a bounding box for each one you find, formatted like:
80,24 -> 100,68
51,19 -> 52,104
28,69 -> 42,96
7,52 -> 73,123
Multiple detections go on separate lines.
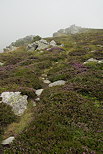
0,0 -> 103,52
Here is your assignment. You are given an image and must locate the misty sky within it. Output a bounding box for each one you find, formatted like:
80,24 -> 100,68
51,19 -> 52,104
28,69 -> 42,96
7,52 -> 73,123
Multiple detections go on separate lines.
0,0 -> 103,52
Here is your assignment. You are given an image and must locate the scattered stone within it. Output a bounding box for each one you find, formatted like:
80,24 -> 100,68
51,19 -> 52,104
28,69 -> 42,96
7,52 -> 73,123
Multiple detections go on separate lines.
84,58 -> 103,64
35,98 -> 40,101
98,60 -> 103,63
39,50 -> 44,53
91,50 -> 96,53
96,45 -> 103,48
49,80 -> 66,87
33,101 -> 36,107
43,79 -> 51,84
41,74 -> 47,77
1,137 -> 15,145
0,62 -> 4,66
0,92 -> 28,116
50,40 -> 57,46
35,89 -> 44,96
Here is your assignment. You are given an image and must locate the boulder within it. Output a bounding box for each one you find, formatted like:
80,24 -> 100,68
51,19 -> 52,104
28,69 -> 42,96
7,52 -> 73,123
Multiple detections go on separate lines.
50,40 -> 57,46
1,137 -> 15,145
0,92 -> 28,116
35,89 -> 44,96
27,39 -> 49,51
43,79 -> 51,84
49,80 -> 66,87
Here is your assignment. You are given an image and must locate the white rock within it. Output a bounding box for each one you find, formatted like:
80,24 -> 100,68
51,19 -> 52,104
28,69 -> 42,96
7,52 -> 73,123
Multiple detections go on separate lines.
43,80 -> 51,84
1,137 -> 15,145
39,50 -> 44,53
0,62 -> 4,66
83,58 -> 98,64
84,58 -> 103,64
41,74 -> 47,77
50,40 -> 56,46
33,101 -> 36,107
49,80 -> 66,87
98,60 -> 103,63
35,89 -> 44,96
0,92 -> 28,116
35,98 -> 40,101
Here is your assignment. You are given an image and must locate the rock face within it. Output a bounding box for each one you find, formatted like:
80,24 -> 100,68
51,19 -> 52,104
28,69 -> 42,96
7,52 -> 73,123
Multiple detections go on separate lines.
49,80 -> 66,87
1,137 -> 15,145
27,39 -> 57,51
53,25 -> 88,37
0,92 -> 28,116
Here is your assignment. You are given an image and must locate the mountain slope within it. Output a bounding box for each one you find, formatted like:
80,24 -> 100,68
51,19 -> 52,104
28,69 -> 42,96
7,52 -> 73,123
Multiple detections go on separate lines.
0,30 -> 103,153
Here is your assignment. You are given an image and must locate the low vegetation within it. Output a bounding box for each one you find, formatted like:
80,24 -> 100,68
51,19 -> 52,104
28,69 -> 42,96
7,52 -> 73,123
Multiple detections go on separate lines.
0,30 -> 103,153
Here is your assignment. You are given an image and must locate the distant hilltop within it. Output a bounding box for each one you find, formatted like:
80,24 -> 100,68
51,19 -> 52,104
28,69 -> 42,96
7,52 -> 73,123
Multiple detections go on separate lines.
53,24 -> 89,37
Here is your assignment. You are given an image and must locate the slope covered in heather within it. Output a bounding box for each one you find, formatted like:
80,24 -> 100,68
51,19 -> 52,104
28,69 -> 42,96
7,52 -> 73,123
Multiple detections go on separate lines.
0,30 -> 103,153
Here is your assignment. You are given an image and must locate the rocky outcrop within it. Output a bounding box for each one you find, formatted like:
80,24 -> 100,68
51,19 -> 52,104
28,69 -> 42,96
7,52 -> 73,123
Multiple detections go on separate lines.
53,25 -> 88,37
0,92 -> 28,116
27,39 -> 57,51
3,45 -> 18,53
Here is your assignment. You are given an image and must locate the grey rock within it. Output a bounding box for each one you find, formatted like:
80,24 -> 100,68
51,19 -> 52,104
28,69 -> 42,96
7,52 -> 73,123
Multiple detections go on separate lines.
43,80 -> 51,84
49,80 -> 66,87
35,89 -> 44,96
4,46 -> 18,53
50,40 -> 57,46
53,25 -> 88,37
1,137 -> 15,145
84,58 -> 103,64
0,92 -> 28,116
27,39 -> 49,51
35,98 -> 40,101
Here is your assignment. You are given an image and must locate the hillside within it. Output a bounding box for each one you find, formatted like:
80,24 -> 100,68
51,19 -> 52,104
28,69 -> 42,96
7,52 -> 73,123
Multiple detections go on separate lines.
0,30 -> 103,153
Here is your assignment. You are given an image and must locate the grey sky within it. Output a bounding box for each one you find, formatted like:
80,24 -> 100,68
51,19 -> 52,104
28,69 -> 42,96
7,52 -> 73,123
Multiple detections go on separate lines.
0,0 -> 103,51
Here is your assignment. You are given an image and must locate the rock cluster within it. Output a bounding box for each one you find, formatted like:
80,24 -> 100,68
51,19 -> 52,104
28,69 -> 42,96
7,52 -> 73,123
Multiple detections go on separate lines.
0,92 -> 28,116
83,58 -> 103,64
53,25 -> 88,37
27,39 -> 57,51
3,45 -> 18,53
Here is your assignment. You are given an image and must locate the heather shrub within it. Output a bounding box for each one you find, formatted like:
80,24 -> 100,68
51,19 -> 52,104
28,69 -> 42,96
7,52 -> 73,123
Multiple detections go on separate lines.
5,87 -> 102,153
0,103 -> 17,145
